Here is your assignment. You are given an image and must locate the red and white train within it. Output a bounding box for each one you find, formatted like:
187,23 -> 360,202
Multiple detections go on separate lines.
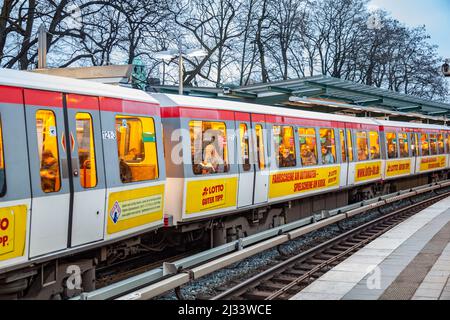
0,68 -> 449,298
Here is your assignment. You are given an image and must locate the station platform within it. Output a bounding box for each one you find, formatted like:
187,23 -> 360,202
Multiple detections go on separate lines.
291,196 -> 450,300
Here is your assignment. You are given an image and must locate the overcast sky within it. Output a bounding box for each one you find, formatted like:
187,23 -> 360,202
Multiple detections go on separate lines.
369,0 -> 450,59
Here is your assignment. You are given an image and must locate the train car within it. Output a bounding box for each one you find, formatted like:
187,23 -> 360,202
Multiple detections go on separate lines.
0,69 -> 166,298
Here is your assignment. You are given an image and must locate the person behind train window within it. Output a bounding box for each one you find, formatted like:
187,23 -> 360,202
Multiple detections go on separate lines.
40,149 -> 59,192
124,147 -> 139,161
279,147 -> 296,167
370,146 -> 380,159
301,145 -> 317,166
322,145 -> 335,164
119,158 -> 132,183
203,136 -> 223,173
357,147 -> 367,161
388,143 -> 397,158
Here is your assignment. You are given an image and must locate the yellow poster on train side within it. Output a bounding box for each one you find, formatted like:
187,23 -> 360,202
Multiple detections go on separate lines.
107,184 -> 164,235
385,159 -> 411,177
269,166 -> 340,199
419,156 -> 446,172
185,177 -> 238,214
355,161 -> 382,182
0,205 -> 27,261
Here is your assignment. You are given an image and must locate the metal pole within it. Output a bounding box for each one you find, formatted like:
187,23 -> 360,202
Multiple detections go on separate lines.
178,54 -> 183,95
38,24 -> 47,69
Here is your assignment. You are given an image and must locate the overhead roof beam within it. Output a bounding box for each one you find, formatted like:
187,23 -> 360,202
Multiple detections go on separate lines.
229,90 -> 257,99
354,98 -> 384,106
267,86 -> 294,94
394,105 -> 422,112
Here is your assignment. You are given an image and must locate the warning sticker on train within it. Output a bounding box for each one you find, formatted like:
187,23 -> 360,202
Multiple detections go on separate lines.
107,185 -> 164,235
269,166 -> 340,200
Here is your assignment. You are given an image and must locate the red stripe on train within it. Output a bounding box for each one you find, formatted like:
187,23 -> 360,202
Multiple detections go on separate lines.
67,94 -> 99,110
24,89 -> 63,108
0,86 -> 23,104
99,97 -> 160,116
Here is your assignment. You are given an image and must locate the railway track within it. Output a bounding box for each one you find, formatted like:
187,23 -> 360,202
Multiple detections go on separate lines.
210,191 -> 450,300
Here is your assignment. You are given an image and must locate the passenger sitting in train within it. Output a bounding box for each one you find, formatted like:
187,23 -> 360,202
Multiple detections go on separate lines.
119,158 -> 132,183
357,147 -> 368,161
124,147 -> 139,161
321,146 -> 335,164
40,149 -> 59,192
370,146 -> 380,159
301,146 -> 317,166
388,144 -> 397,158
202,136 -> 224,173
279,147 -> 296,167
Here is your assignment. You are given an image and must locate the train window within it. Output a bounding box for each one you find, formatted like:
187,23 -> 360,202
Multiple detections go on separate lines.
320,128 -> 336,164
239,123 -> 251,171
411,133 -> 419,156
369,131 -> 380,160
36,110 -> 61,193
116,115 -> 159,182
356,131 -> 368,161
0,117 -> 5,197
255,124 -> 265,170
445,133 -> 450,153
438,134 -> 445,154
273,125 -> 296,168
421,133 -> 430,156
386,132 -> 398,159
347,130 -> 354,162
339,129 -> 346,162
398,133 -> 409,158
429,134 -> 438,155
76,113 -> 97,188
190,120 -> 229,175
299,128 -> 318,166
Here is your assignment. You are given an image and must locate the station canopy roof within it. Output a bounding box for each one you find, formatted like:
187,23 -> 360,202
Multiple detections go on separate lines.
151,75 -> 450,124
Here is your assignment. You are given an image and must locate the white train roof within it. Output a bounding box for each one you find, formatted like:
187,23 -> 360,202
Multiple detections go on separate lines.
154,93 -> 450,130
0,68 -> 159,104
153,93 -> 378,125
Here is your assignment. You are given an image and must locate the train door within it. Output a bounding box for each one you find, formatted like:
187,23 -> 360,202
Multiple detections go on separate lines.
24,89 -> 71,257
66,94 -> 106,247
252,117 -> 269,204
236,114 -> 253,207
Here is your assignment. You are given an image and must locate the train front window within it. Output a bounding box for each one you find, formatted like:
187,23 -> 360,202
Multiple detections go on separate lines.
190,120 -> 229,175
421,134 -> 430,156
386,132 -> 398,159
116,115 -> 159,183
239,123 -> 251,171
320,128 -> 336,164
0,117 -> 5,197
437,134 -> 445,154
398,133 -> 409,158
369,131 -> 380,160
429,134 -> 438,155
76,113 -> 97,188
273,125 -> 296,168
36,110 -> 61,193
356,131 -> 368,161
299,128 -> 317,166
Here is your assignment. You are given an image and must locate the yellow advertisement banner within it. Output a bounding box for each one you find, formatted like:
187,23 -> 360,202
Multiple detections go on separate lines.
185,177 -> 238,214
355,161 -> 382,182
419,156 -> 446,172
385,159 -> 411,177
0,205 -> 27,261
107,184 -> 164,235
269,166 -> 340,199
